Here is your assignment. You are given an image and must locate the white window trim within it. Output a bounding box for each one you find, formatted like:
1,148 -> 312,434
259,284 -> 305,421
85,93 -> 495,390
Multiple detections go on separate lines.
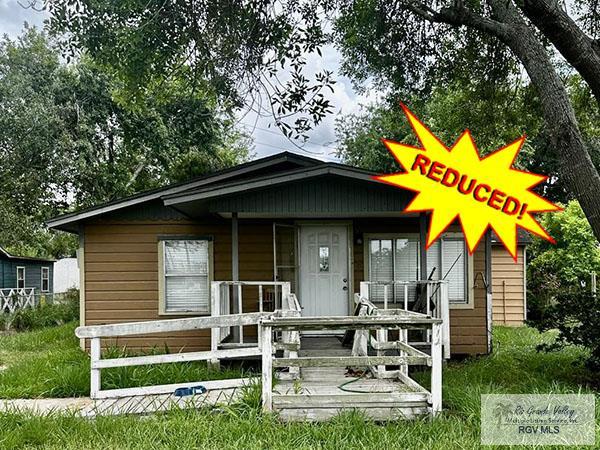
363,232 -> 474,309
158,238 -> 214,316
16,266 -> 25,289
41,267 -> 50,292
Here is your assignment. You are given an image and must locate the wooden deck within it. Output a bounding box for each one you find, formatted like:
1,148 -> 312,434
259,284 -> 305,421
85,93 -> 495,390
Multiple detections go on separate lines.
73,281 -> 444,422
273,336 -> 430,421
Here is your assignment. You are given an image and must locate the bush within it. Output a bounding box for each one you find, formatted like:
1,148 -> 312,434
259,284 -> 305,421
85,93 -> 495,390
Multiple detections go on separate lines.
526,201 -> 600,321
531,287 -> 600,372
1,289 -> 79,332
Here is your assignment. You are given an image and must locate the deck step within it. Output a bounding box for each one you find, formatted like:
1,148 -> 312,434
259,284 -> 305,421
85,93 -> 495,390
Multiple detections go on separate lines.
278,406 -> 430,421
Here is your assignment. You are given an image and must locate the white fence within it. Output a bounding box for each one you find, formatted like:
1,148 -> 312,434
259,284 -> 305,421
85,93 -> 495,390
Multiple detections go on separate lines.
75,312 -> 271,399
0,288 -> 36,313
76,281 -> 297,400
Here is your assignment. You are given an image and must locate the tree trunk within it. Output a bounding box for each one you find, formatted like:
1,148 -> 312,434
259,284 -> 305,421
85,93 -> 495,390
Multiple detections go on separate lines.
518,0 -> 600,106
489,1 -> 600,241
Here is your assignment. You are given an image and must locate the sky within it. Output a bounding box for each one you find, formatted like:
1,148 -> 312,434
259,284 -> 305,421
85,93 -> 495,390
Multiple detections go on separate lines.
0,0 -> 380,162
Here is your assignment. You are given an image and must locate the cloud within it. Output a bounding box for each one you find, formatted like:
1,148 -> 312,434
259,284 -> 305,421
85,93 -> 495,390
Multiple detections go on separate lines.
0,1 -> 47,38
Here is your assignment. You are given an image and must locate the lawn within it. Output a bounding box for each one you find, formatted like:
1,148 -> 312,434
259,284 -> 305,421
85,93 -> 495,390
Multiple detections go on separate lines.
0,325 -> 598,449
0,322 -> 246,398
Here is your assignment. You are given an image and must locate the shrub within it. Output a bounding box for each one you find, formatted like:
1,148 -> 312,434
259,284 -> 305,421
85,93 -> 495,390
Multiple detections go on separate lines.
2,289 -> 79,332
531,287 -> 600,372
527,201 -> 600,321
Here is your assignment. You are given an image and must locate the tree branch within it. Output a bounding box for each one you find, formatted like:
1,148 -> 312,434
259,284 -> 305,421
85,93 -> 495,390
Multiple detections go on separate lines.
404,1 -> 510,39
518,0 -> 600,105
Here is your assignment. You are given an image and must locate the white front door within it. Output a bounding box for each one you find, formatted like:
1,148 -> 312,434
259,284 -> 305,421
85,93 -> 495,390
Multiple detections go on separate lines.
299,225 -> 349,316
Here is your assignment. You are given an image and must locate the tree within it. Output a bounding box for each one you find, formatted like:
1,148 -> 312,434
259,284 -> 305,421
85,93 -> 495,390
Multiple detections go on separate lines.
0,27 -> 250,257
527,201 -> 600,318
336,77 -> 600,204
41,0 -> 600,243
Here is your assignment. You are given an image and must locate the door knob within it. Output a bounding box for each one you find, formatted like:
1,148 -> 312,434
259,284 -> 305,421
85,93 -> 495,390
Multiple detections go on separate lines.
342,278 -> 347,283
342,286 -> 348,291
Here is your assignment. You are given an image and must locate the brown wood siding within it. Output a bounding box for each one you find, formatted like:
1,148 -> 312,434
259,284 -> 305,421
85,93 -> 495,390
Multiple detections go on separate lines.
353,219 -> 489,356
83,219 -> 236,352
84,216 -> 489,356
492,246 -> 525,326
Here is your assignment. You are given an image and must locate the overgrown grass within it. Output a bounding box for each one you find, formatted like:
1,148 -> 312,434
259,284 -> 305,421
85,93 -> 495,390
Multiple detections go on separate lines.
0,322 -> 246,398
0,326 -> 598,449
0,290 -> 79,332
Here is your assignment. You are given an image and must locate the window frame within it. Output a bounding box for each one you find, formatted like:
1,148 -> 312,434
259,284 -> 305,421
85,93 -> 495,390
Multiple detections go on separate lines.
41,266 -> 50,292
364,232 -> 474,309
157,236 -> 214,316
16,266 -> 26,289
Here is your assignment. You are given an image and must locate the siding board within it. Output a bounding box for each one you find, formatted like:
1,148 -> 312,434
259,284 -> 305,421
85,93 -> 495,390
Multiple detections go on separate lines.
491,246 -> 525,326
84,216 -> 488,355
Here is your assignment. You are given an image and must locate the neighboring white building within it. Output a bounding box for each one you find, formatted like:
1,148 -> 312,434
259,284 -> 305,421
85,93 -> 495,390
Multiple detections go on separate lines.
53,258 -> 79,293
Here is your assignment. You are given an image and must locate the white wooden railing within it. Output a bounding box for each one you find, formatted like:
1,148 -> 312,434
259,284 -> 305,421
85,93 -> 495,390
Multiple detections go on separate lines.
210,281 -> 291,349
0,287 -> 36,313
77,281 -> 298,400
260,313 -> 443,416
359,280 -> 450,359
76,312 -> 272,399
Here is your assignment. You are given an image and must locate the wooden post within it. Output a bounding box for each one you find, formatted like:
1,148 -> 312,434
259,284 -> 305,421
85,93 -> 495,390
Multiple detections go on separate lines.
360,282 -> 369,301
431,322 -> 442,415
383,284 -> 389,310
237,284 -> 244,344
419,213 -> 427,280
440,282 -> 450,359
281,282 -> 291,312
210,282 -> 221,370
261,324 -> 273,412
90,337 -> 101,399
404,284 -> 408,311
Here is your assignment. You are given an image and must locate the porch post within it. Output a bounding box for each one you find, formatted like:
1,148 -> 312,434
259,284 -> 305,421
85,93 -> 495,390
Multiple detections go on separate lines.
231,212 -> 240,342
485,229 -> 493,353
419,213 -> 427,279
232,212 -> 239,282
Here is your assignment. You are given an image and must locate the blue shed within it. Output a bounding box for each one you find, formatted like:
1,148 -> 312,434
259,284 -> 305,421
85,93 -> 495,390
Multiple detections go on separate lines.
0,247 -> 55,295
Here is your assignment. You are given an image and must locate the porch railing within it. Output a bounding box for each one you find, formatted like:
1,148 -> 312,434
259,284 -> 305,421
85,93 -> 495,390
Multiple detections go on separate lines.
76,281 -> 298,399
75,312 -> 271,399
0,287 -> 36,313
359,280 -> 450,359
260,312 -> 443,416
210,281 -> 291,349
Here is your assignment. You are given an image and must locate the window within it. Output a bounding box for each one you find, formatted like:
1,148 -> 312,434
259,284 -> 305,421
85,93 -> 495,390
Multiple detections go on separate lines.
319,246 -> 330,272
159,238 -> 212,315
16,267 -> 25,289
366,233 -> 471,306
41,267 -> 50,292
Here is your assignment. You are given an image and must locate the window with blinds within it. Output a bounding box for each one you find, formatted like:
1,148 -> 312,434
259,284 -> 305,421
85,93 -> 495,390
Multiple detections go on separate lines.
161,239 -> 211,314
367,234 -> 468,305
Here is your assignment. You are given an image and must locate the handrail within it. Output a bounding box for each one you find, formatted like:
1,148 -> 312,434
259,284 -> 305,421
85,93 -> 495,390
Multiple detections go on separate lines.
262,314 -> 442,329
359,280 -> 450,359
75,312 -> 269,338
260,311 -> 443,416
79,311 -> 269,399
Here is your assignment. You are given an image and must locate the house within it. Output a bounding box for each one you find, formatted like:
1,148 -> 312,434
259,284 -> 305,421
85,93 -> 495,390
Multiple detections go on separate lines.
491,231 -> 530,326
53,257 -> 80,293
47,151 -> 496,356
0,246 -> 55,298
